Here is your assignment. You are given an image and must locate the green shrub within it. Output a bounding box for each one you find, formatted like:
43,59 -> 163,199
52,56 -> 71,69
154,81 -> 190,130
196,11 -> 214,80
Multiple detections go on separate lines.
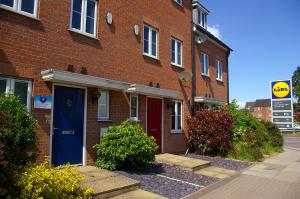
261,121 -> 283,147
16,160 -> 93,199
0,95 -> 36,165
228,141 -> 263,162
94,120 -> 157,170
0,95 -> 37,197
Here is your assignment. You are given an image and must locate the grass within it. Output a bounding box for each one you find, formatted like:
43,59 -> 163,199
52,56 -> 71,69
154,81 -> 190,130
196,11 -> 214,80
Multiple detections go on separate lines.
227,141 -> 283,162
260,142 -> 284,155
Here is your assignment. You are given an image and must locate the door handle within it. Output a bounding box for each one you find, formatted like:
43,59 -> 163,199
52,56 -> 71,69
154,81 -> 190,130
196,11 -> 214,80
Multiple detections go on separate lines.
62,130 -> 75,135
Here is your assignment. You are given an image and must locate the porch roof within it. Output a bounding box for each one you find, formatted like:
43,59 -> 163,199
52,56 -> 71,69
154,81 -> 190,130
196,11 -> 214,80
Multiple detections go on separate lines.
41,69 -> 180,99
194,96 -> 226,106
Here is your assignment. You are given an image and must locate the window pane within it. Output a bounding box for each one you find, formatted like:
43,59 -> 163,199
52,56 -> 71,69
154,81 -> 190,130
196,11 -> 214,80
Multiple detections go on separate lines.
201,54 -> 205,73
151,30 -> 157,56
177,116 -> 182,130
131,96 -> 137,118
171,115 -> 175,130
72,0 -> 82,30
0,0 -> 14,7
143,26 -> 149,54
177,41 -> 181,65
21,0 -> 35,14
205,55 -> 209,74
171,39 -> 175,63
99,91 -> 108,118
177,102 -> 182,116
14,81 -> 28,106
85,0 -> 95,34
0,79 -> 7,93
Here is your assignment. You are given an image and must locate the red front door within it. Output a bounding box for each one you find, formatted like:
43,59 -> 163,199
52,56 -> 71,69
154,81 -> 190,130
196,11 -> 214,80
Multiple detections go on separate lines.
147,98 -> 162,153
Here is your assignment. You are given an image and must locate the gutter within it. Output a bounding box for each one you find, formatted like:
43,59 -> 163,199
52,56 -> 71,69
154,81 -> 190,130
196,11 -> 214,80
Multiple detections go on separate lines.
191,3 -> 196,116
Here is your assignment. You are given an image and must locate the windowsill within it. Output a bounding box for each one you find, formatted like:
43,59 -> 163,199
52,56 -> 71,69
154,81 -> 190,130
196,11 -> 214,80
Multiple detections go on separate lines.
143,53 -> 159,61
129,118 -> 140,122
171,63 -> 184,68
171,129 -> 184,134
68,28 -> 99,40
201,73 -> 210,78
0,5 -> 39,21
216,78 -> 223,82
97,118 -> 112,122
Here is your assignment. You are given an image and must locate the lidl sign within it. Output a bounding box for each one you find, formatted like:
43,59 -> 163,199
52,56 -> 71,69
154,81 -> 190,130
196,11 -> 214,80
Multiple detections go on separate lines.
271,80 -> 291,99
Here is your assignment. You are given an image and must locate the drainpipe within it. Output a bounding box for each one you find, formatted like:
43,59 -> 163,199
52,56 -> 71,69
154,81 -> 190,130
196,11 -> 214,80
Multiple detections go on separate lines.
226,50 -> 230,104
191,18 -> 196,116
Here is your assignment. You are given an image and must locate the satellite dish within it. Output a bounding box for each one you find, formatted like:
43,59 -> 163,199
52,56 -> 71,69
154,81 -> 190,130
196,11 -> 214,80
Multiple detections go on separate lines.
106,12 -> 113,25
195,34 -> 208,44
178,71 -> 193,82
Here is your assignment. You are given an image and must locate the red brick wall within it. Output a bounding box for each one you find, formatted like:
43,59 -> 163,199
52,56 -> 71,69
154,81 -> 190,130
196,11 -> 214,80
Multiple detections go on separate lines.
252,107 -> 271,121
0,0 -> 228,163
194,40 -> 229,103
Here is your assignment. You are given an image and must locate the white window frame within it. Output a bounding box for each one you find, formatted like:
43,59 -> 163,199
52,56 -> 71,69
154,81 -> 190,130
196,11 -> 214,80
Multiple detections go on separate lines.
171,100 -> 183,133
0,0 -> 38,18
174,0 -> 182,6
143,24 -> 158,59
171,38 -> 183,67
97,90 -> 109,120
197,10 -> 207,29
70,0 -> 98,37
201,52 -> 209,76
0,77 -> 32,110
130,94 -> 139,121
216,59 -> 222,81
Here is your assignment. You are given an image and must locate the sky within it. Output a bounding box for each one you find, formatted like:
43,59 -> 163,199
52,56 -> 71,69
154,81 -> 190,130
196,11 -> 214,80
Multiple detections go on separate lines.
200,0 -> 300,108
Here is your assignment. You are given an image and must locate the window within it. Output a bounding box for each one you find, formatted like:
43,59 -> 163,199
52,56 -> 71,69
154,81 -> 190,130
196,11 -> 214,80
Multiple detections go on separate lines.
201,52 -> 209,76
0,0 -> 38,17
171,38 -> 182,67
216,59 -> 222,80
143,24 -> 158,58
71,0 -> 98,36
130,95 -> 138,120
197,10 -> 207,29
171,101 -> 182,132
97,90 -> 109,120
0,77 -> 32,109
174,0 -> 182,6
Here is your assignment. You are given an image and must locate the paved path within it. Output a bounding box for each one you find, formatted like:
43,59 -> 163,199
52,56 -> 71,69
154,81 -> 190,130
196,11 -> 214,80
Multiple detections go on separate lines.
185,148 -> 300,199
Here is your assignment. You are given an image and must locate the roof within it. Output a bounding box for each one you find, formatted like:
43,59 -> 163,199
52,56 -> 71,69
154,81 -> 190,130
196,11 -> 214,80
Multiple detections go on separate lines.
192,1 -> 210,14
255,99 -> 271,107
245,99 -> 271,109
245,102 -> 255,109
194,24 -> 233,52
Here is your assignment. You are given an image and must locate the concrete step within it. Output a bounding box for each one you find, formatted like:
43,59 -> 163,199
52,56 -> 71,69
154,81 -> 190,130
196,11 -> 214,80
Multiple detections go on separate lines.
109,189 -> 167,199
77,166 -> 140,199
155,153 -> 211,172
195,166 -> 237,179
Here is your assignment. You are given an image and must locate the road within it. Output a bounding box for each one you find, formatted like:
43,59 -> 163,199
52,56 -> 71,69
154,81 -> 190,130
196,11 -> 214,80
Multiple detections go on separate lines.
284,135 -> 300,149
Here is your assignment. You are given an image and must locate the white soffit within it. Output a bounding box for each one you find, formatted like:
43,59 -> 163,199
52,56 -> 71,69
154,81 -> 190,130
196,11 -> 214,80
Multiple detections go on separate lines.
128,84 -> 179,99
194,96 -> 226,106
41,69 -> 180,98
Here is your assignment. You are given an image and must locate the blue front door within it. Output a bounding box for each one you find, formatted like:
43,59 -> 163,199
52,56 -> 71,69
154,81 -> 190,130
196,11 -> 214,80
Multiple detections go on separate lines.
52,85 -> 85,166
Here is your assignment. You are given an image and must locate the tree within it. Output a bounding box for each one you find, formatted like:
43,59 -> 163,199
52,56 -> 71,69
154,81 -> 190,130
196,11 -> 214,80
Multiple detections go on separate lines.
292,66 -> 300,102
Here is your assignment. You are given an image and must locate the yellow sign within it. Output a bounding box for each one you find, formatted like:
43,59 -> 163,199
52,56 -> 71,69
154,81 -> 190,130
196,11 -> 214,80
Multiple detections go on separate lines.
272,81 -> 290,98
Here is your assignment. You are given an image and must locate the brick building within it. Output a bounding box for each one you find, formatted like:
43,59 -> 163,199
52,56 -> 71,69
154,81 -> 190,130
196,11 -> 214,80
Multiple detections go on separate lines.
0,0 -> 231,166
245,99 -> 271,121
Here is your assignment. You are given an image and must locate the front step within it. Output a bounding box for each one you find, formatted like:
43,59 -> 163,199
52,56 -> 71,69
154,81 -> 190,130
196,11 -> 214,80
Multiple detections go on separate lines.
109,189 -> 167,199
77,166 -> 140,199
155,153 -> 211,172
195,166 -> 237,179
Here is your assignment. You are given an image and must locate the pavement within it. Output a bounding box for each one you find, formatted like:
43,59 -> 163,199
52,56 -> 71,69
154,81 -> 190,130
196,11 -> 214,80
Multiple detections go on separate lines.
155,153 -> 211,172
185,135 -> 300,199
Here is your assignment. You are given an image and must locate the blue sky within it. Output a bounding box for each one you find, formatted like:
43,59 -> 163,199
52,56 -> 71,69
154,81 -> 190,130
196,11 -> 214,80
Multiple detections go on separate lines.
200,0 -> 300,107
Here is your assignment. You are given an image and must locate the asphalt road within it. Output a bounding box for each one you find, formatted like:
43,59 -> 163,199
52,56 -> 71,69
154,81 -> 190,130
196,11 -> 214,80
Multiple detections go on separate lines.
284,135 -> 300,149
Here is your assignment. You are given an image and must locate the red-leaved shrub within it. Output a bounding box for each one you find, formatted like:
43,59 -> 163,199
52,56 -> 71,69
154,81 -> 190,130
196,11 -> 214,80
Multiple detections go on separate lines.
187,109 -> 234,156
